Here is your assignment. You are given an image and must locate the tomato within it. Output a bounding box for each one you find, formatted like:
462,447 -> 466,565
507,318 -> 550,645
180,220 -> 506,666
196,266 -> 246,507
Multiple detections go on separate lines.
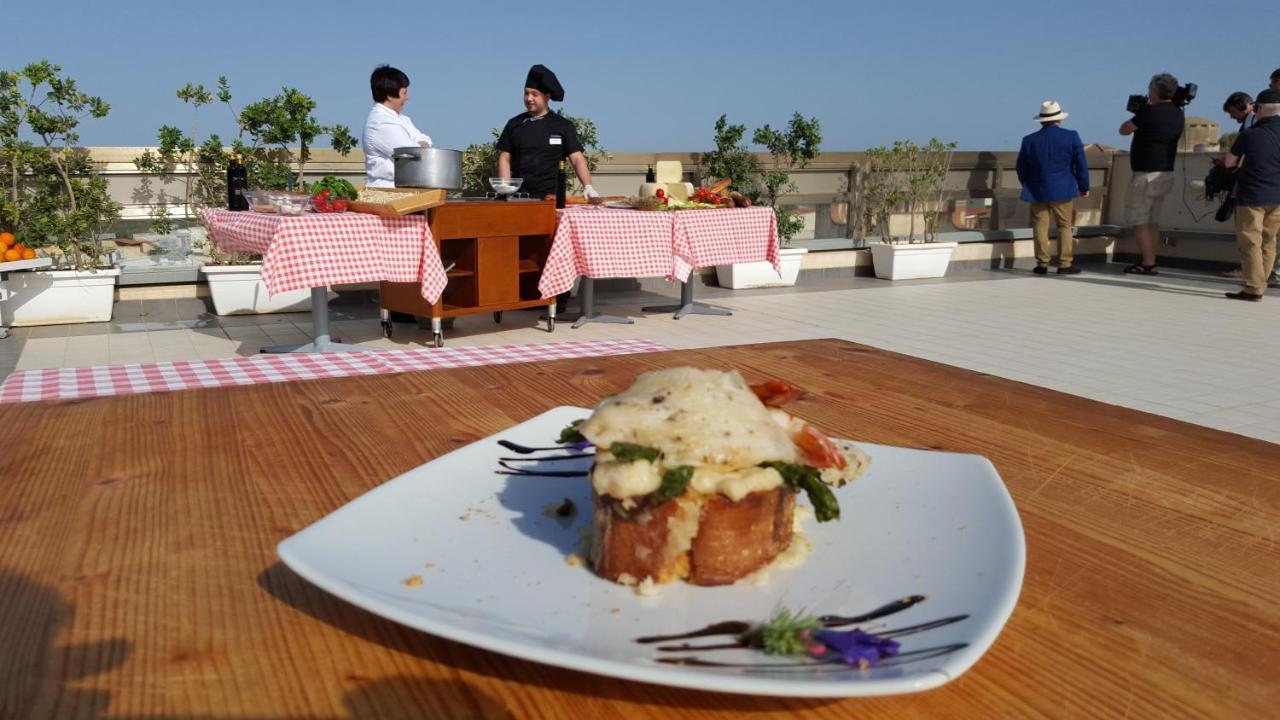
795,423 -> 847,469
750,379 -> 802,407
332,199 -> 348,213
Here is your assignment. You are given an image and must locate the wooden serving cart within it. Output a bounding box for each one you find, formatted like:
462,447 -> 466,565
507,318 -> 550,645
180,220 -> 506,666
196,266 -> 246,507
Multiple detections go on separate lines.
378,199 -> 558,347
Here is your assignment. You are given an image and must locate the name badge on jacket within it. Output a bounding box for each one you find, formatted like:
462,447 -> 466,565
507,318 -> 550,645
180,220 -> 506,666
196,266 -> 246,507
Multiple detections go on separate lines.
549,135 -> 562,146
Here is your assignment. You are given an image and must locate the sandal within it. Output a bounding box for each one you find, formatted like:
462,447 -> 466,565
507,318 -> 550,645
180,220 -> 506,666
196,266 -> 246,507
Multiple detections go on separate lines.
1124,263 -> 1159,275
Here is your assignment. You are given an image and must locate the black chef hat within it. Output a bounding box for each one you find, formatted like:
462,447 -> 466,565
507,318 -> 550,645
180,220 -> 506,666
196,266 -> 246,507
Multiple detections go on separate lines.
524,64 -> 564,102
1257,89 -> 1280,105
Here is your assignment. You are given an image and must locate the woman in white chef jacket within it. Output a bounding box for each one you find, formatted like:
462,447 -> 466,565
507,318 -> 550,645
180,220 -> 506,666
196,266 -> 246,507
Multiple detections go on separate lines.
362,65 -> 432,188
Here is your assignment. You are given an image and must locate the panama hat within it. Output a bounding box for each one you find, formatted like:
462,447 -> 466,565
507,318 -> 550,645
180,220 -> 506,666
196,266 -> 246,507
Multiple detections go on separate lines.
1035,100 -> 1068,123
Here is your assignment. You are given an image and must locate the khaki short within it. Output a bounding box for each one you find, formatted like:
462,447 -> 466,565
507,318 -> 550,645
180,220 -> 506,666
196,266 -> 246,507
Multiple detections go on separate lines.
1125,171 -> 1175,226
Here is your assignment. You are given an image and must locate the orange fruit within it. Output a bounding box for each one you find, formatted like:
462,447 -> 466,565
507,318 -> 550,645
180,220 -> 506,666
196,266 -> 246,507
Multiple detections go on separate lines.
0,232 -> 14,248
3,248 -> 21,262
21,249 -> 36,260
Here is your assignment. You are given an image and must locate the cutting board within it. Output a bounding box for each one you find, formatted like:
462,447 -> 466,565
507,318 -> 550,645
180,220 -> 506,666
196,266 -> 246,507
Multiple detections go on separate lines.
348,188 -> 447,217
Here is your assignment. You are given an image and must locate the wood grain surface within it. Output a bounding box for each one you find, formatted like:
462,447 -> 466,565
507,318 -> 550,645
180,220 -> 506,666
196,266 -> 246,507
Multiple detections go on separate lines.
1,339 -> 1277,719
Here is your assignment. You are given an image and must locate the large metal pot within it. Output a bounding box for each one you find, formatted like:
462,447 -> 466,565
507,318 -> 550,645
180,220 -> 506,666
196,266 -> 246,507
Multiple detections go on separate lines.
392,147 -> 463,190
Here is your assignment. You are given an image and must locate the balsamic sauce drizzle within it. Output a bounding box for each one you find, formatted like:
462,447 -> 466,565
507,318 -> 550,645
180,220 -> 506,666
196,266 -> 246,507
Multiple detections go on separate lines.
639,596 -> 971,671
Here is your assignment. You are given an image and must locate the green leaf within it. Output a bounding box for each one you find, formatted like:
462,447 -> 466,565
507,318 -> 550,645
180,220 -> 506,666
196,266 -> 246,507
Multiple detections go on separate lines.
557,419 -> 586,444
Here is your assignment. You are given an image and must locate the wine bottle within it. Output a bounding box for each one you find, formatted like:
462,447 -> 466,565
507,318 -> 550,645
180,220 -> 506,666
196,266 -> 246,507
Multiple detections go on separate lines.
227,162 -> 248,211
645,165 -> 656,183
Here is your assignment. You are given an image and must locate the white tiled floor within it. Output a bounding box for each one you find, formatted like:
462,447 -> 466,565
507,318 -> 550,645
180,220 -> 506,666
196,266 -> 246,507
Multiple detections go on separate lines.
2,263 -> 1277,443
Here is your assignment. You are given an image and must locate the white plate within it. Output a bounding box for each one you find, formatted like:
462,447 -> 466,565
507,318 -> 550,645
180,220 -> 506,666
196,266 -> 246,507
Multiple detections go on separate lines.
278,407 -> 1025,698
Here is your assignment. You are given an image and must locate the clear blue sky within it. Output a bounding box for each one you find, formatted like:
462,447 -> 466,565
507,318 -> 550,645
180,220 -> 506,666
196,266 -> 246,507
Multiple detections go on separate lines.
3,0 -> 1276,152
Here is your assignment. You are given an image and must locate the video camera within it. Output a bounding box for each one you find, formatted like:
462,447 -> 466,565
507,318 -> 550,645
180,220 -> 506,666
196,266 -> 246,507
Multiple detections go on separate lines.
1127,82 -> 1198,113
1204,164 -> 1237,222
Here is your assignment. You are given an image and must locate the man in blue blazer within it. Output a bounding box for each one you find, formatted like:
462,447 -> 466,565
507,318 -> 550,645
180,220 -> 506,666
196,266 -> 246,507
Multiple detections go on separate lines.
1017,101 -> 1091,274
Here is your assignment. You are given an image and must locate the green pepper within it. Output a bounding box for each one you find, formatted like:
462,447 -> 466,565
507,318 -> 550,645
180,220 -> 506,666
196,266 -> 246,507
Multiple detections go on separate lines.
759,461 -> 841,522
649,465 -> 694,504
609,442 -> 661,464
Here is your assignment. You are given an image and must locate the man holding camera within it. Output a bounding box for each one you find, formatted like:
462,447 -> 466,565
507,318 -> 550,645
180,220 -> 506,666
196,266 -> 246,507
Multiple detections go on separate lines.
1017,101 -> 1089,274
1119,73 -> 1186,275
1222,90 -> 1280,301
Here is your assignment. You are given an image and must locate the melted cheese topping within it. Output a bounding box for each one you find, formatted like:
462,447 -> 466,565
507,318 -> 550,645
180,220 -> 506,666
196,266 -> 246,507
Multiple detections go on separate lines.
580,368 -> 800,468
591,455 -> 662,499
689,465 -> 784,502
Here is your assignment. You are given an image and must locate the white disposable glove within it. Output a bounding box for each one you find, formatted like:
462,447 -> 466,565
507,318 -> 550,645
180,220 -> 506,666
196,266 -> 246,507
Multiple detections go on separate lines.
418,136 -> 433,148
584,184 -> 600,199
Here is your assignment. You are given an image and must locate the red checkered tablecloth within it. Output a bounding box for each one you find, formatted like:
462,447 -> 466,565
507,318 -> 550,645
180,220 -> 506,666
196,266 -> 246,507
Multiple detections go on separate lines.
202,209 -> 447,303
538,207 -> 675,298
0,339 -> 670,404
671,206 -> 779,281
537,206 -> 779,298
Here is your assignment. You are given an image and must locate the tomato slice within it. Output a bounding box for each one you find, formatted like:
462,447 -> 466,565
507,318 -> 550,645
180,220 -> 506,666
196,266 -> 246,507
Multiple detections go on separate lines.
794,423 -> 847,469
750,379 -> 802,408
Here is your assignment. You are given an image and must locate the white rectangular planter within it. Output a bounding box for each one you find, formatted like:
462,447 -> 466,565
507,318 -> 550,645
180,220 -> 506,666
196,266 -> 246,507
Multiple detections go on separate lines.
715,248 -> 809,289
0,268 -> 119,327
869,241 -> 958,280
202,265 -> 328,315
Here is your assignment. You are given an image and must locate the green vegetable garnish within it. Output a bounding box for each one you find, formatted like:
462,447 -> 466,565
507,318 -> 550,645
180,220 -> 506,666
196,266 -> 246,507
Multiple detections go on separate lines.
759,461 -> 841,522
739,608 -> 822,655
649,465 -> 694,504
609,442 -> 661,464
557,419 -> 585,444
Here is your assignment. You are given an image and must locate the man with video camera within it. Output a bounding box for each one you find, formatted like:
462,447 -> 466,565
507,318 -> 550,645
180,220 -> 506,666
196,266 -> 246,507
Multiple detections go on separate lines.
1221,90 -> 1280,301
1119,73 -> 1189,275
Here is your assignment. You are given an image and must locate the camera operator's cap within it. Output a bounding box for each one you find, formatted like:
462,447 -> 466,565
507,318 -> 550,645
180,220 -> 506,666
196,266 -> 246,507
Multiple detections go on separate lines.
1257,89 -> 1280,105
1035,100 -> 1068,123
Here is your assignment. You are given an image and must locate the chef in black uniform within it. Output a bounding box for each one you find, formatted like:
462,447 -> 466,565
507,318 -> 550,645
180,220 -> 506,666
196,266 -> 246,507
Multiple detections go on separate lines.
497,64 -> 600,204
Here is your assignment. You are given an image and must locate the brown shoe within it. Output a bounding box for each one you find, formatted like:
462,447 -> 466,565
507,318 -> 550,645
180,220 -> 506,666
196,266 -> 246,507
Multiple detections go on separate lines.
1225,291 -> 1263,302
1032,265 -> 1049,275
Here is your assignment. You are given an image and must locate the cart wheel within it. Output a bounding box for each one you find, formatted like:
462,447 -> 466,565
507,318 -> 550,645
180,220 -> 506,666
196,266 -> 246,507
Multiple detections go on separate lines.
433,332 -> 444,348
0,328 -> 9,340
493,311 -> 503,323
546,316 -> 556,333
381,320 -> 393,339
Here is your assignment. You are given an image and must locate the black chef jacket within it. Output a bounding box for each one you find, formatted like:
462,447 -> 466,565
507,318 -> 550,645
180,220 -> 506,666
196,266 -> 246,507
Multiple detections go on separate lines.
495,111 -> 583,198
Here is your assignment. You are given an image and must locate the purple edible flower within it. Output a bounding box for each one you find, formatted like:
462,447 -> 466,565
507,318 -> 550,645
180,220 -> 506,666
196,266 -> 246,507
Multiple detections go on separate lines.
813,628 -> 901,669
568,440 -> 593,451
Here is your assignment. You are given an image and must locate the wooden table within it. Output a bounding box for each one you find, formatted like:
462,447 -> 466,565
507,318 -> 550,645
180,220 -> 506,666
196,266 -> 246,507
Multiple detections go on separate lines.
1,339 -> 1276,718
378,200 -> 558,347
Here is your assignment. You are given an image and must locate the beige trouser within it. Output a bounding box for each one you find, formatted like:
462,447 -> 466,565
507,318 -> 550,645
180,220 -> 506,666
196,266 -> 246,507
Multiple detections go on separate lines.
1235,205 -> 1280,295
1031,200 -> 1074,267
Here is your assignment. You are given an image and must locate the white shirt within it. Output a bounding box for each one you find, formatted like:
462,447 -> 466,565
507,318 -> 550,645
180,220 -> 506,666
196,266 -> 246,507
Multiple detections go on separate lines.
362,103 -> 432,188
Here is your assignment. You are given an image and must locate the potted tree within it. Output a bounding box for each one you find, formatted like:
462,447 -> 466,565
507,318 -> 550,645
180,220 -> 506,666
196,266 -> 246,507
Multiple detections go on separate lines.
0,61 -> 122,327
863,139 -> 959,280
703,113 -> 821,289
135,77 -> 354,314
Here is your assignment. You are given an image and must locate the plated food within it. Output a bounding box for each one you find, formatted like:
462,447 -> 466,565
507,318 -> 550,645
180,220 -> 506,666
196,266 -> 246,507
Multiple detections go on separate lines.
563,368 -> 869,589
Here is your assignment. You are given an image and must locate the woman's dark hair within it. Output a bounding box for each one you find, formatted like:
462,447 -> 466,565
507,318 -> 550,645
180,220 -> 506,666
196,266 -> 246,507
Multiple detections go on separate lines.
371,65 -> 410,103
1149,73 -> 1179,101
1271,68 -> 1280,82
1223,91 -> 1253,113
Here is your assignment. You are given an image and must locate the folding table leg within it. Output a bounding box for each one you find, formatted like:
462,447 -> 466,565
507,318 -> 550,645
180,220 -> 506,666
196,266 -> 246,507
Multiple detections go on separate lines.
641,277 -> 732,319
261,287 -> 372,354
561,277 -> 633,329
